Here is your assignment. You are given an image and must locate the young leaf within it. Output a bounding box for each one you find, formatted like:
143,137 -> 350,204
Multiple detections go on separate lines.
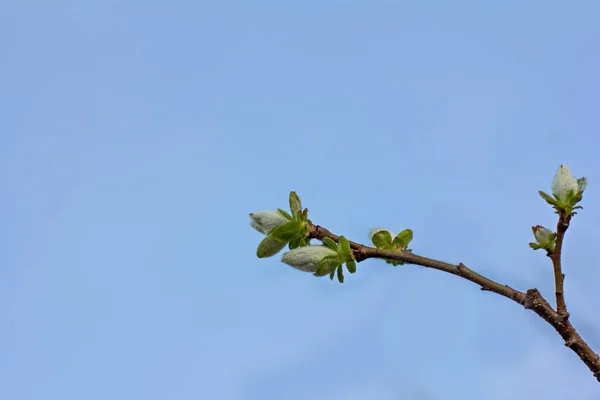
337,236 -> 352,260
289,237 -> 301,250
372,230 -> 392,249
538,191 -> 557,205
270,221 -> 304,242
393,229 -> 413,249
577,177 -> 587,193
257,236 -> 287,258
315,255 -> 341,276
289,192 -> 302,216
277,208 -> 293,220
301,208 -> 308,222
322,237 -> 338,251
330,270 -> 335,280
337,266 -> 344,283
346,260 -> 357,274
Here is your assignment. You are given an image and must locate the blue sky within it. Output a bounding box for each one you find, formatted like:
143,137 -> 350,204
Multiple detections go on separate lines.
2,1 -> 600,399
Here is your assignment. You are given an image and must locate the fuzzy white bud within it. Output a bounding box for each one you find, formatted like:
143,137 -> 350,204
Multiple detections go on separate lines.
281,246 -> 338,272
249,211 -> 289,235
551,165 -> 579,201
532,225 -> 554,245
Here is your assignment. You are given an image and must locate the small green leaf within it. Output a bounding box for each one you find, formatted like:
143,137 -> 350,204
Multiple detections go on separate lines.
538,191 -> 557,205
289,237 -> 301,250
277,208 -> 293,220
372,230 -> 393,249
577,177 -> 587,192
337,266 -> 344,283
315,255 -> 341,276
346,260 -> 357,274
270,220 -> 304,242
301,208 -> 308,222
337,236 -> 352,260
289,192 -> 302,216
393,229 -> 413,249
330,270 -> 335,280
322,237 -> 338,251
257,236 -> 287,258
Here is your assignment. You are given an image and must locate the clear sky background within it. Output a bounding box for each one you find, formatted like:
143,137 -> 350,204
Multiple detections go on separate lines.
1,1 -> 600,399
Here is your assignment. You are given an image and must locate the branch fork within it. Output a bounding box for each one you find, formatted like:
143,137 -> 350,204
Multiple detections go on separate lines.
250,165 -> 599,382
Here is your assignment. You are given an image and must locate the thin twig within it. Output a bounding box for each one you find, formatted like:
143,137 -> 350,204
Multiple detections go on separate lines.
307,222 -> 600,381
551,213 -> 571,318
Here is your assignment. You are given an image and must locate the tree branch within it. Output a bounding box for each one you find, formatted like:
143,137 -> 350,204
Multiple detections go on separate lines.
307,223 -> 600,382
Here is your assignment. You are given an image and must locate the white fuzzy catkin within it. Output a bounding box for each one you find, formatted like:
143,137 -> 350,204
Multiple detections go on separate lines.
551,165 -> 578,201
533,225 -> 554,245
281,246 -> 337,272
249,210 -> 289,234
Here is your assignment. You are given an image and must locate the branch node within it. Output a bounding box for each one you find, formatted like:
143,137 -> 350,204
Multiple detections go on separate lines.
565,338 -> 577,347
558,311 -> 570,321
353,249 -> 367,262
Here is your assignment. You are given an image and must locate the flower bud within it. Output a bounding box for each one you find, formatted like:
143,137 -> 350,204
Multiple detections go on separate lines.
249,211 -> 289,235
551,164 -> 579,201
281,246 -> 338,272
531,225 -> 556,252
532,225 -> 554,245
